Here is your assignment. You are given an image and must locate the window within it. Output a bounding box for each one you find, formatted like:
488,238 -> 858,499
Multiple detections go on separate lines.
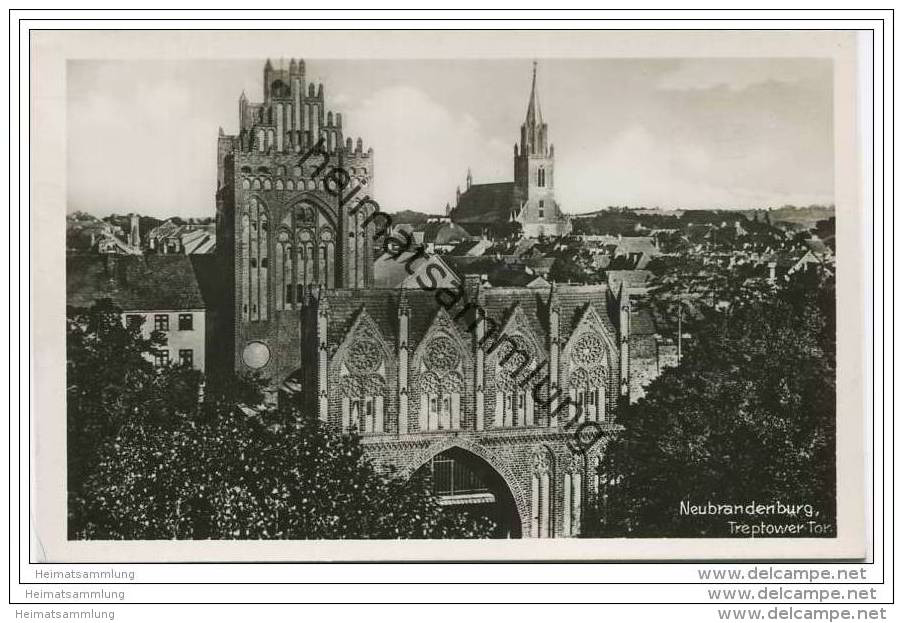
349,396 -> 380,433
538,200 -> 545,219
571,387 -> 604,422
364,397 -> 375,432
285,284 -> 294,304
538,167 -> 546,187
154,350 -> 170,368
178,313 -> 193,331
501,390 -> 528,427
429,452 -> 491,497
154,314 -> 169,332
178,349 -> 194,367
442,396 -> 451,429
125,314 -> 143,328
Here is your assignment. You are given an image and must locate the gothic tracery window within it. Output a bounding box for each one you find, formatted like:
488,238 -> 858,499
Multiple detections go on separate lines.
563,456 -> 583,537
244,197 -> 269,322
492,334 -> 535,428
567,333 -> 610,422
340,337 -> 387,434
276,229 -> 292,310
419,336 -> 464,431
531,446 -> 554,538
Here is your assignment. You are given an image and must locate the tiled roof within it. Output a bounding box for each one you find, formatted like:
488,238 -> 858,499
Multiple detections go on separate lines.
373,251 -> 419,288
630,308 -> 657,336
803,237 -> 831,256
189,254 -> 225,308
605,269 -> 653,295
448,239 -> 488,256
442,256 -> 547,289
67,254 -> 207,311
319,283 -> 620,355
423,221 -> 473,245
615,236 -> 660,257
554,285 -> 615,339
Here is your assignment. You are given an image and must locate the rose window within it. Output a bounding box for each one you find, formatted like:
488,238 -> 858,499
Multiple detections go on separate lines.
346,338 -> 383,374
425,336 -> 460,372
573,333 -> 606,367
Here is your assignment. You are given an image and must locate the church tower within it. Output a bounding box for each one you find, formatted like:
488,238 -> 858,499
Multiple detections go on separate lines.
513,61 -> 564,237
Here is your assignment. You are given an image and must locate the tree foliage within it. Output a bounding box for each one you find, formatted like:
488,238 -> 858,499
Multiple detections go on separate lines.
585,272 -> 836,537
68,301 -> 494,540
66,299 -> 204,491
72,405 -> 493,539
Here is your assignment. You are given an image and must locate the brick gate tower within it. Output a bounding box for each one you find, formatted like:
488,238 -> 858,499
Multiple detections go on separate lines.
215,58 -> 376,379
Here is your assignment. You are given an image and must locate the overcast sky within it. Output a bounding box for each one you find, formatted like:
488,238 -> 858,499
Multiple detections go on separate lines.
67,58 -> 833,219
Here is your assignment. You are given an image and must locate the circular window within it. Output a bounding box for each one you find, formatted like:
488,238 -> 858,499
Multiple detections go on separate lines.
242,340 -> 271,369
425,336 -> 460,372
573,333 -> 606,367
346,339 -> 383,374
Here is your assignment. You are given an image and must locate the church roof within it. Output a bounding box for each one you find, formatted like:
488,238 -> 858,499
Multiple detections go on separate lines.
450,182 -> 520,224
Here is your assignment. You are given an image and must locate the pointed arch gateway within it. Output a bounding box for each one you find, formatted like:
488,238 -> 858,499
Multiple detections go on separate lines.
405,438 -> 526,539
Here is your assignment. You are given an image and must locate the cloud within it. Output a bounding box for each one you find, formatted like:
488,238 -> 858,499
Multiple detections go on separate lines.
342,86 -> 510,214
66,59 -> 834,218
657,59 -> 832,92
562,123 -> 833,211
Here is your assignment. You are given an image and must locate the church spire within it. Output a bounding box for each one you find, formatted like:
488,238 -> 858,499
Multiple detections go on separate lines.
519,60 -> 547,157
525,60 -> 543,126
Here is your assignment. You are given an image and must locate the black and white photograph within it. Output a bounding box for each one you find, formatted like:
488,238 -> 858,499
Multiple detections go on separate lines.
29,27 -> 868,561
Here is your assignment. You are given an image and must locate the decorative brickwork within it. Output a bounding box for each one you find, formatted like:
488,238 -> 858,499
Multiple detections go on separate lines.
214,60 -> 669,538
216,59 -> 376,380
294,282 -> 658,538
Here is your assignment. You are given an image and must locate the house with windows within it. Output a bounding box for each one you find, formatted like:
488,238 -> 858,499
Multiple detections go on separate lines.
66,254 -> 209,372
